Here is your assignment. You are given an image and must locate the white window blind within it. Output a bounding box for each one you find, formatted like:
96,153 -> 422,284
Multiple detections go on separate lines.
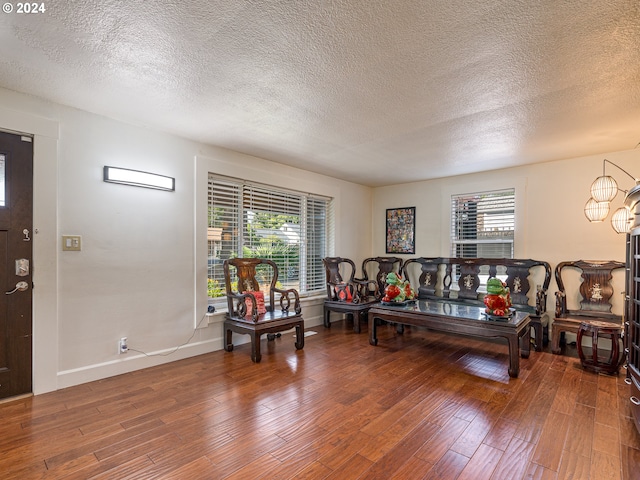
451,189 -> 515,259
207,174 -> 332,299
207,178 -> 241,299
304,196 -> 330,292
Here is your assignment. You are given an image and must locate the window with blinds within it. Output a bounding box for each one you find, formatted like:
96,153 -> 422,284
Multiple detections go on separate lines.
451,189 -> 515,259
207,174 -> 332,300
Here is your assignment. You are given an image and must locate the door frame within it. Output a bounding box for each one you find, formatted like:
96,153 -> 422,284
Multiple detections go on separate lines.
0,105 -> 59,395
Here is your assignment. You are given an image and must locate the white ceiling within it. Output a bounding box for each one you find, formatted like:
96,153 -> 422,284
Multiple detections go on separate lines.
1,1 -> 639,187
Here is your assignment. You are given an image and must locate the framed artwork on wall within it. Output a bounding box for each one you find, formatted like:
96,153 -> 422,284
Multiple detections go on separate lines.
386,207 -> 415,254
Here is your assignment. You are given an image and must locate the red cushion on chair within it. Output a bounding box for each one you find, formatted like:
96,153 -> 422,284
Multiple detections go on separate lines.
244,291 -> 267,315
335,283 -> 353,302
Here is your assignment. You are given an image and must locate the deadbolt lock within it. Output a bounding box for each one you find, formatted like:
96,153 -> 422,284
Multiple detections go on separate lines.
16,259 -> 29,276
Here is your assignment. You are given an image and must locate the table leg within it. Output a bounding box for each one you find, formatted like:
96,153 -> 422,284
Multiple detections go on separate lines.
520,325 -> 531,359
507,334 -> 520,378
610,332 -> 620,367
368,313 -> 378,346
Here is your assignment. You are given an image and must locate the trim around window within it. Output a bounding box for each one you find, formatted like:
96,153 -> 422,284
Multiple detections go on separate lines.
440,178 -> 525,261
195,155 -> 340,327
206,174 -> 332,301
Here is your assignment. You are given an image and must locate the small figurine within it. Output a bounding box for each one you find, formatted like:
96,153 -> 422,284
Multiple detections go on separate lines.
484,278 -> 512,317
382,272 -> 417,303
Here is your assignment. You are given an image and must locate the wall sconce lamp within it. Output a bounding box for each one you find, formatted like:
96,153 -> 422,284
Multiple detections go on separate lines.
584,158 -> 638,233
103,166 -> 175,191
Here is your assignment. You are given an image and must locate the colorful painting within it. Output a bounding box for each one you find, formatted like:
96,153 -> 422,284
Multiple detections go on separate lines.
386,207 -> 415,254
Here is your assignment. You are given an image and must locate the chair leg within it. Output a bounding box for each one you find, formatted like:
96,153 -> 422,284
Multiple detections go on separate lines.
250,332 -> 262,363
533,322 -> 543,352
324,307 -> 331,328
551,325 -> 562,354
295,322 -> 305,350
354,312 -> 364,333
346,313 -> 354,328
224,328 -> 234,352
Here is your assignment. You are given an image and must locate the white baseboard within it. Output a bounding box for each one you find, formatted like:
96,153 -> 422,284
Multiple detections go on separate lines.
56,313 -> 324,390
56,337 -> 222,389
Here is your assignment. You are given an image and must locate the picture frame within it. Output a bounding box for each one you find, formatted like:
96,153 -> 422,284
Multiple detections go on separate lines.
386,207 -> 415,254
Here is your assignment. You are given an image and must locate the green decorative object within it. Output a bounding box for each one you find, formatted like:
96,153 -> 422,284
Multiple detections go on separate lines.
483,278 -> 512,317
382,272 -> 417,303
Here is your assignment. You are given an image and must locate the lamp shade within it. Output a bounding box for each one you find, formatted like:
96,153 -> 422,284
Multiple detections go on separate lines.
611,206 -> 632,234
584,198 -> 609,222
590,175 -> 618,202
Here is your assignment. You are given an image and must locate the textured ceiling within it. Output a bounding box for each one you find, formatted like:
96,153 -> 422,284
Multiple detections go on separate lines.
1,0 -> 639,186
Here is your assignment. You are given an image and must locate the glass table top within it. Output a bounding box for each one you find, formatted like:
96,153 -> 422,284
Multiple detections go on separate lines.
376,299 -> 529,326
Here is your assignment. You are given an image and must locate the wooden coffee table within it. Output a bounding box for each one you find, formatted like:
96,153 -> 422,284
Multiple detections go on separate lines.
368,299 -> 531,378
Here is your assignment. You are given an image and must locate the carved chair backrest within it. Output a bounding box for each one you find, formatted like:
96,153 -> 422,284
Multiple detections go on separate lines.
555,260 -> 625,321
223,258 -> 278,312
323,257 -> 357,300
403,257 -> 441,298
361,257 -> 404,292
403,257 -> 551,312
503,260 -> 551,308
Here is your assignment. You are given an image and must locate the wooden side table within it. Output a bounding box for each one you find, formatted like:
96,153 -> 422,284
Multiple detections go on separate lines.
577,321 -> 625,375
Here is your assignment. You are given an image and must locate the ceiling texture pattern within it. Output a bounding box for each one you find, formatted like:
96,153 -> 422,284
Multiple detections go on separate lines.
0,0 -> 639,186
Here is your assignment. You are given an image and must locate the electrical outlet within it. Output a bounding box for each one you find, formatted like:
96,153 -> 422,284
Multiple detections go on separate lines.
118,337 -> 128,354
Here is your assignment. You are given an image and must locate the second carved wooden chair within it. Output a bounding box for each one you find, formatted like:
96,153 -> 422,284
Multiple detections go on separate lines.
323,257 -> 379,333
361,256 -> 405,293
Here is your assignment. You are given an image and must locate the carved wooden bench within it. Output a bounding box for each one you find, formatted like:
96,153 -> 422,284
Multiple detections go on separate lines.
402,257 -> 552,351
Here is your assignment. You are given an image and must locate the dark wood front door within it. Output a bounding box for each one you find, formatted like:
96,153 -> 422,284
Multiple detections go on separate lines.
0,131 -> 33,399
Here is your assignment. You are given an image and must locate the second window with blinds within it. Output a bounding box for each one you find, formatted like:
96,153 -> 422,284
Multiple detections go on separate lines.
451,189 -> 515,259
207,174 -> 332,304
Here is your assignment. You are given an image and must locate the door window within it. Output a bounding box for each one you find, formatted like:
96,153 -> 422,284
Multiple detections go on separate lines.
0,153 -> 5,207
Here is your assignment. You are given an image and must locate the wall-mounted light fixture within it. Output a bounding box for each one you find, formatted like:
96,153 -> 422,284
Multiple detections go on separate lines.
584,158 -> 638,233
103,166 -> 175,191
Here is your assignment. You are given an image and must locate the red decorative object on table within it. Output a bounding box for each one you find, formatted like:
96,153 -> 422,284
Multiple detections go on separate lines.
382,272 -> 416,303
483,278 -> 512,317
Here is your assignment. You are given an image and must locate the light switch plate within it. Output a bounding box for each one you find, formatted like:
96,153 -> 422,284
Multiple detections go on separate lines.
62,235 -> 82,251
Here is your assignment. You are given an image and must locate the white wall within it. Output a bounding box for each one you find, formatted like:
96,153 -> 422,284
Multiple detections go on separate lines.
0,87 -> 373,394
372,151 -> 636,315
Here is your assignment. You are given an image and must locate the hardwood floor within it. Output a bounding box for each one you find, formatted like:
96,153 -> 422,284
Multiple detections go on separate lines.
1,321 -> 639,479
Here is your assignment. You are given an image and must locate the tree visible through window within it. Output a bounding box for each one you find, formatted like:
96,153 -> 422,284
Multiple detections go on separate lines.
207,174 -> 332,301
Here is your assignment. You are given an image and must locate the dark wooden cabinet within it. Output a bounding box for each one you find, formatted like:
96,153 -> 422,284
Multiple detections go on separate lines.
625,184 -> 640,434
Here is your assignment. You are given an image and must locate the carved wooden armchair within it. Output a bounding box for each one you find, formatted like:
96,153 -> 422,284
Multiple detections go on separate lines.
223,258 -> 304,362
361,256 -> 405,293
552,259 -> 625,355
323,257 -> 379,333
